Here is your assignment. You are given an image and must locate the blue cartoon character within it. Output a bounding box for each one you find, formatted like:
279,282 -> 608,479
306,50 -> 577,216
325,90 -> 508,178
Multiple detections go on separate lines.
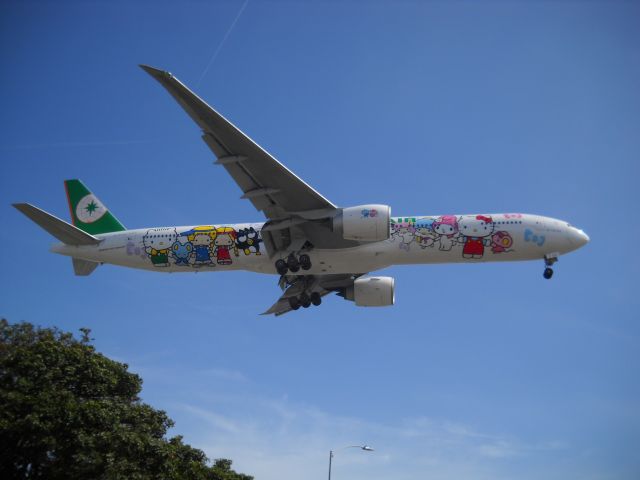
183,226 -> 217,267
171,236 -> 194,265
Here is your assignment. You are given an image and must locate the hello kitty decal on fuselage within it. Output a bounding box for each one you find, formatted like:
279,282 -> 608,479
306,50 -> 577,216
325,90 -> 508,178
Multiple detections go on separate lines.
389,215 -> 517,259
143,228 -> 177,267
458,215 -> 495,259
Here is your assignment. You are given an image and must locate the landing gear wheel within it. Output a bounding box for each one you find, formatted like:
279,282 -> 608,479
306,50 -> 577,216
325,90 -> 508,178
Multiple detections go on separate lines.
287,254 -> 300,272
275,259 -> 288,276
310,292 -> 322,306
299,293 -> 311,308
288,296 -> 301,310
543,267 -> 554,279
299,254 -> 312,271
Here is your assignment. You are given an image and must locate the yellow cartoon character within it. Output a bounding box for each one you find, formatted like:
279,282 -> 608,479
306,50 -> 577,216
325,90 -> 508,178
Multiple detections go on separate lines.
214,227 -> 239,265
185,226 -> 217,267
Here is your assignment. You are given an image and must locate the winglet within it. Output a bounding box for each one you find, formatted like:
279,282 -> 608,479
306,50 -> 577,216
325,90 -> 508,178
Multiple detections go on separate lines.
139,64 -> 172,79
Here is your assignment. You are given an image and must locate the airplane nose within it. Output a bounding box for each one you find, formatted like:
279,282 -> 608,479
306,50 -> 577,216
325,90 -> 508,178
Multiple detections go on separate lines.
572,227 -> 590,248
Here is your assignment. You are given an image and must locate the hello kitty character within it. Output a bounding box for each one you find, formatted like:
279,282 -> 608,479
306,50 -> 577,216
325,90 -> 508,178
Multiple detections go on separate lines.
432,215 -> 458,251
143,228 -> 178,267
457,215 -> 494,259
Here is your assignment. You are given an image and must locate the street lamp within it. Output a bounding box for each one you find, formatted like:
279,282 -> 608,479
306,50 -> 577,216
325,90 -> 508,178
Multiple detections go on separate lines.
328,445 -> 374,480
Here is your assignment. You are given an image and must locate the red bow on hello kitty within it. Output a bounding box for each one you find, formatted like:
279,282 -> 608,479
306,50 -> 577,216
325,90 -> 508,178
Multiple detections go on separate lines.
476,215 -> 493,223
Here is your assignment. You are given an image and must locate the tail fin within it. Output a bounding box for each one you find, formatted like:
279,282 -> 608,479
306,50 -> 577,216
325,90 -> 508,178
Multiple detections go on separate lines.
64,180 -> 126,235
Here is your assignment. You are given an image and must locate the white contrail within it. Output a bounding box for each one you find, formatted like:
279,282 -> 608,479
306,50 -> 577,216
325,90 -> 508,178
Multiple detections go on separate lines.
196,0 -> 250,87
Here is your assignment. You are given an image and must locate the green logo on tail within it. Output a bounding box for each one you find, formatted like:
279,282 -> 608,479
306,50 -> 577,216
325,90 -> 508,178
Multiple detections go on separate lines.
65,179 -> 126,235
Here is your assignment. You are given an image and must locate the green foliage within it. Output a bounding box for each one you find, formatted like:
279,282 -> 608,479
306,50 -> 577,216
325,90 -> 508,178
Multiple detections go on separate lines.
0,319 -> 253,480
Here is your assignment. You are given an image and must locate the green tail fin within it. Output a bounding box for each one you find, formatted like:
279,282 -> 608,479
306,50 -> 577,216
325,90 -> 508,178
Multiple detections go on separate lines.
64,179 -> 126,234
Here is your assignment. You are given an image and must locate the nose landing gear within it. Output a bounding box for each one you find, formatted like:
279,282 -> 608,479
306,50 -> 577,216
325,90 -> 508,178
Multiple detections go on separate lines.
543,253 -> 558,280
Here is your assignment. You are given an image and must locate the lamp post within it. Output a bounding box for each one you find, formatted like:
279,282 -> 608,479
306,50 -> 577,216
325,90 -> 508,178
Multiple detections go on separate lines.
328,445 -> 374,480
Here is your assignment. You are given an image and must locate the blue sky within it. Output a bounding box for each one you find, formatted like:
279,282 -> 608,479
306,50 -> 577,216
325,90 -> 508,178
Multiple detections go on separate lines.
1,1 -> 639,478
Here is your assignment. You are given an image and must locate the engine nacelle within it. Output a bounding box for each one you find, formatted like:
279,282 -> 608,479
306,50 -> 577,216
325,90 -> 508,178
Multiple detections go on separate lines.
335,204 -> 391,242
345,276 -> 395,307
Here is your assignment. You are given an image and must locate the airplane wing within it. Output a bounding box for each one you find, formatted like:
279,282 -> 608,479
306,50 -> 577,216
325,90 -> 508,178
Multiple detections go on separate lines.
140,65 -> 337,221
261,274 -> 360,316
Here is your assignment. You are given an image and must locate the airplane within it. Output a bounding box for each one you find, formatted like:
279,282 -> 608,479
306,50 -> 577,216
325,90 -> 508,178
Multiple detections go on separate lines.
12,65 -> 590,315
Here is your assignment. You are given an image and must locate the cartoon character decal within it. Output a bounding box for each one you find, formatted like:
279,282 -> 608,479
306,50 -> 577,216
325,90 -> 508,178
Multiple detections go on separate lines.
184,226 -> 217,267
391,219 -> 416,251
236,227 -> 262,255
214,227 -> 239,265
361,208 -> 378,218
414,218 -> 437,249
432,215 -> 458,251
458,215 -> 494,259
143,228 -> 178,267
171,236 -> 194,265
491,231 -> 513,253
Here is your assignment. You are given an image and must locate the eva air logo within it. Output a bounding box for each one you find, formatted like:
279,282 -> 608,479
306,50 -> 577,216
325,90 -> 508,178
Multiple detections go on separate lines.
75,194 -> 107,224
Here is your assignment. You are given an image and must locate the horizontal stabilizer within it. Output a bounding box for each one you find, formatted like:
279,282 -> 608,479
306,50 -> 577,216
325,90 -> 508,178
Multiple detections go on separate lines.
72,257 -> 99,276
13,203 -> 101,246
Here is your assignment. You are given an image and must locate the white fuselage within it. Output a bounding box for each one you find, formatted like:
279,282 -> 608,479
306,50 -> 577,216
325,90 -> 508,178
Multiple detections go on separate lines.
50,213 -> 589,275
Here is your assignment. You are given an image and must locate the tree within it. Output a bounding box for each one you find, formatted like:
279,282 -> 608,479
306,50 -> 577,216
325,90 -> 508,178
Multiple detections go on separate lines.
0,319 -> 253,480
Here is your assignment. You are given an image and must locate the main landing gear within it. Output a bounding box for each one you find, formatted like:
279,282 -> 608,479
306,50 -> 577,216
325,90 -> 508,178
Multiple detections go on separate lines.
288,291 -> 322,310
275,253 -> 312,275
543,253 -> 558,280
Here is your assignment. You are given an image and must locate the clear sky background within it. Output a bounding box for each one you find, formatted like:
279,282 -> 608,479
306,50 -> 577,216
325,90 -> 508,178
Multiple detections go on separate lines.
1,1 -> 639,479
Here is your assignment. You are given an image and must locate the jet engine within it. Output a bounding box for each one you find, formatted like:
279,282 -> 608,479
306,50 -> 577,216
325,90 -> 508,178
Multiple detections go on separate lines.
344,276 -> 395,307
334,204 -> 391,242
